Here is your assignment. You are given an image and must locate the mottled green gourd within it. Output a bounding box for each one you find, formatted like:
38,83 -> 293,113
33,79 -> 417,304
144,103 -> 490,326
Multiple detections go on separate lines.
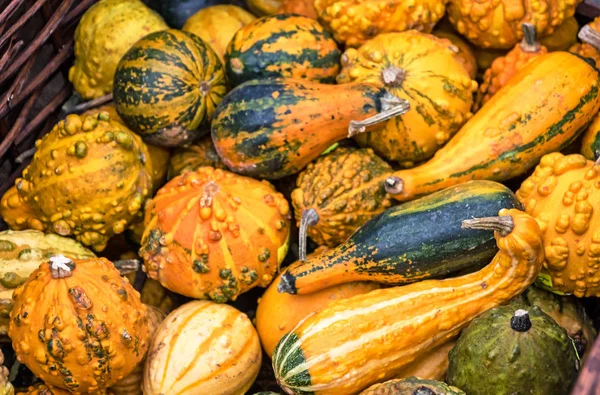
447,305 -> 579,395
1,112 -> 153,252
359,377 -> 465,395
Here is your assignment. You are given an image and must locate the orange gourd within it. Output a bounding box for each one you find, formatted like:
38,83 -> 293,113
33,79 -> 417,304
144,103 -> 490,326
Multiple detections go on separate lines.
273,208 -> 544,394
277,0 -> 317,19
516,152 -> 600,297
432,29 -> 478,79
140,167 -> 290,302
9,256 -> 150,393
570,17 -> 600,67
167,136 -> 227,180
475,24 -> 548,111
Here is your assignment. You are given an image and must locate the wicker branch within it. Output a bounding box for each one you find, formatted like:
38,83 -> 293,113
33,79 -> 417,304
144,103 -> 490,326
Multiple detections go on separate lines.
0,0 -> 27,34
0,38 -> 23,74
0,0 -> 49,50
61,0 -> 98,27
0,89 -> 41,159
0,55 -> 35,115
64,93 -> 113,114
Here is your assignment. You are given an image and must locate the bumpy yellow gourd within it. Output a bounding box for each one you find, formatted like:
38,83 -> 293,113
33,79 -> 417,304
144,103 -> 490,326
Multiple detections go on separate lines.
314,0 -> 446,47
517,153 -> 600,297
68,0 -> 167,100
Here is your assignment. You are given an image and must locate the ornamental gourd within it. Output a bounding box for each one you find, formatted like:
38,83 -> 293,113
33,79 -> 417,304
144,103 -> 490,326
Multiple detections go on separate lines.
273,209 -> 545,394
581,114 -> 600,161
211,78 -> 409,179
167,135 -> 226,180
140,167 -> 290,302
516,153 -> 600,297
570,17 -> 600,68
9,256 -> 151,393
474,24 -> 548,111
113,29 -> 226,147
395,341 -> 456,382
256,247 -> 380,357
68,0 -> 167,99
0,350 -> 12,395
146,0 -> 247,28
17,384 -> 108,395
246,0 -> 281,16
540,17 -> 579,51
383,52 -> 600,202
447,0 -> 580,49
280,181 -> 522,295
291,146 -> 393,256
446,306 -> 579,395
337,31 -> 476,166
277,0 -> 317,19
360,377 -> 465,395
143,301 -> 261,395
182,5 -> 256,61
1,112 -> 153,251
314,0 -> 446,48
225,14 -> 341,87
432,29 -> 477,79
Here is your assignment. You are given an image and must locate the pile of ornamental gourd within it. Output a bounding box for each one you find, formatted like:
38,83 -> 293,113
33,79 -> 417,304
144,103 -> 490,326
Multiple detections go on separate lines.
3,0 -> 600,394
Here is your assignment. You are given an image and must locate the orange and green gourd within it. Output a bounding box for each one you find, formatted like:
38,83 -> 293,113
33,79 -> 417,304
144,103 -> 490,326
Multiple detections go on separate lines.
291,146 -> 393,256
167,135 -> 226,180
68,0 -> 167,100
383,52 -> 600,202
182,5 -> 256,62
540,16 -> 579,51
474,24 -> 548,111
113,29 -> 227,147
447,0 -> 581,49
337,31 -> 477,166
581,113 -> 600,161
313,0 -> 446,48
570,17 -> 600,68
140,167 -> 290,302
432,29 -> 478,79
17,384 -> 112,395
9,256 -> 151,393
516,152 -> 600,297
225,14 -> 341,87
1,112 -> 153,251
143,301 -> 262,394
272,208 -> 545,394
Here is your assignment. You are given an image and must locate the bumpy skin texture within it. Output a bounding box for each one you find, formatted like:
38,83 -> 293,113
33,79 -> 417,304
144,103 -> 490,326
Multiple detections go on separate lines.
0,230 -> 95,337
433,29 -> 478,79
337,31 -> 476,166
277,0 -> 317,19
581,113 -> 600,161
3,112 -> 153,251
447,305 -> 579,395
140,167 -> 290,302
256,247 -> 380,357
570,16 -> 600,68
110,306 -> 165,395
447,0 -> 581,49
68,0 -> 167,100
387,52 -> 600,202
182,5 -> 256,61
9,258 -> 150,393
143,301 -> 262,395
0,186 -> 44,234
113,29 -> 227,146
512,285 -> 596,360
225,14 -> 341,87
475,33 -> 548,111
0,350 -> 13,395
167,135 -> 227,180
291,147 -> 393,248
273,209 -> 544,394
540,16 -> 579,51
516,153 -> 600,297
17,384 -> 111,394
314,0 -> 446,48
360,377 -> 465,395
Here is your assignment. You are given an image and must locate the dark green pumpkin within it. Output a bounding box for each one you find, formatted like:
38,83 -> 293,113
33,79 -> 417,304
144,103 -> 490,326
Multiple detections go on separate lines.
278,180 -> 523,294
447,305 -> 579,395
225,14 -> 341,87
360,377 -> 465,395
113,29 -> 227,147
146,0 -> 247,28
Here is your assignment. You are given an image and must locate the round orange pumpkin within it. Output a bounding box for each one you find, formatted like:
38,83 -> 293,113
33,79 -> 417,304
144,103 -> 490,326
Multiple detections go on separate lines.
140,167 -> 291,302
143,300 -> 261,394
9,256 -> 150,393
256,247 -> 380,357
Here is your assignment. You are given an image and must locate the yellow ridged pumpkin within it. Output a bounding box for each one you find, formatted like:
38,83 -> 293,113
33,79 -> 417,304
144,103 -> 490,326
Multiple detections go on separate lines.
143,301 -> 261,394
68,0 -> 167,100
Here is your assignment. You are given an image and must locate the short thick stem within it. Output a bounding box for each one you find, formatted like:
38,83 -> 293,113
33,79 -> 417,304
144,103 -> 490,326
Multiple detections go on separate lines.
520,23 -> 541,52
384,176 -> 403,195
381,66 -> 406,87
510,309 -> 532,332
348,93 -> 410,137
49,255 -> 75,279
299,208 -> 320,262
579,25 -> 600,51
113,259 -> 141,275
461,215 -> 514,237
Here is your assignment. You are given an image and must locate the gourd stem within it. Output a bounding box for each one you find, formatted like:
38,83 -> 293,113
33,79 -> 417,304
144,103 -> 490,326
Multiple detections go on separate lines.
348,94 -> 410,137
510,309 -> 532,332
579,25 -> 600,51
520,23 -> 541,52
381,66 -> 406,87
299,208 -> 320,262
62,93 -> 113,115
384,176 -> 403,195
113,259 -> 141,275
461,215 -> 514,237
595,151 -> 600,165
49,255 -> 74,279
